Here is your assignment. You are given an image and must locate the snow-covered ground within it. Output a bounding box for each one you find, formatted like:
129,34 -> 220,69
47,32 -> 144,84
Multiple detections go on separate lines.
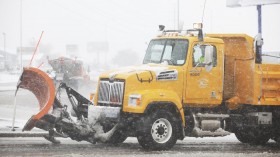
0,71 -> 19,91
0,71 -> 19,83
0,104 -> 39,132
0,135 -> 279,157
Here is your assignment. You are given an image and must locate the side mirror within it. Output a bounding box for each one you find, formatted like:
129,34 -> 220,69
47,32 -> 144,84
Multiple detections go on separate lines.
204,46 -> 214,72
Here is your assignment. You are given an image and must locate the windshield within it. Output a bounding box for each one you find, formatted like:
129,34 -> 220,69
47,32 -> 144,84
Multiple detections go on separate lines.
143,39 -> 188,65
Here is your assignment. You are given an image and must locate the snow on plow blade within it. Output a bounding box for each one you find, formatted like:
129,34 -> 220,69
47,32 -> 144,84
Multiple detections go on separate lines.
17,67 -> 55,131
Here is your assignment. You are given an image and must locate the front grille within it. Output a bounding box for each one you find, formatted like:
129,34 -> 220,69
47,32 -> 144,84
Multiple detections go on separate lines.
98,80 -> 125,106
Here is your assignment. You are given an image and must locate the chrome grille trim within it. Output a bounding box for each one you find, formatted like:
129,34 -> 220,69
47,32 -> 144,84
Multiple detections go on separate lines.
98,80 -> 124,106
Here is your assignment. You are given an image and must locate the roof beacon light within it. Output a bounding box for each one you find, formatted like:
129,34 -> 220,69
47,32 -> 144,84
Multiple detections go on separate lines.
193,23 -> 203,29
187,23 -> 204,41
159,25 -> 165,31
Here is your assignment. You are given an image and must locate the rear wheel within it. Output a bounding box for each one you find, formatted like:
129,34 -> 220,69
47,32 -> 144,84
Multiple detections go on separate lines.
235,130 -> 251,143
272,135 -> 280,145
137,109 -> 178,150
235,128 -> 270,145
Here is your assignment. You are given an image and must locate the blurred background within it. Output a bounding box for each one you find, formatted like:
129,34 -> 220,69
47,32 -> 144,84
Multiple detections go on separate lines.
0,0 -> 279,75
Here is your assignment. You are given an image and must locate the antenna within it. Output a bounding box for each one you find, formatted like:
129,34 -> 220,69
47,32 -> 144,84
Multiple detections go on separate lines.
177,0 -> 180,30
201,0 -> 207,23
29,31 -> 44,67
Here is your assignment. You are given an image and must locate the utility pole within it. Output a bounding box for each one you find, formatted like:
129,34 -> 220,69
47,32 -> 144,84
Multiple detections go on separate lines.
20,0 -> 23,70
177,0 -> 180,30
256,5 -> 262,63
174,2 -> 176,30
12,0 -> 23,131
2,32 -> 6,68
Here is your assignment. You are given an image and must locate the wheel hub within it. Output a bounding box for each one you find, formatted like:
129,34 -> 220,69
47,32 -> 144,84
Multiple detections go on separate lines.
157,126 -> 165,135
151,118 -> 172,143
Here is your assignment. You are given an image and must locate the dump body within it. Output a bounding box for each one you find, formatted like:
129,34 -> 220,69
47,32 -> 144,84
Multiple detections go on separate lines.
207,34 -> 280,109
253,64 -> 280,106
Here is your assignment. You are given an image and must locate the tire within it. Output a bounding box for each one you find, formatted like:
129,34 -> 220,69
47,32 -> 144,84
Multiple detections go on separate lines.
272,135 -> 280,145
249,129 -> 270,145
235,131 -> 251,143
137,109 -> 178,150
105,129 -> 127,144
235,128 -> 270,145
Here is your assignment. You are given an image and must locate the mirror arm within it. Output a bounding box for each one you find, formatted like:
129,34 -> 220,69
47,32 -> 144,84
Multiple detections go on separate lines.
198,29 -> 203,42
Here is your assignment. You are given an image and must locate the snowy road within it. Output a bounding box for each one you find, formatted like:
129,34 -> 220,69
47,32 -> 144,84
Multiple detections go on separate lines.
1,136 -> 280,157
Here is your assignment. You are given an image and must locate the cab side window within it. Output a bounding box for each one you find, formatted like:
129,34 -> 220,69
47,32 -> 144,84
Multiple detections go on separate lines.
192,44 -> 217,67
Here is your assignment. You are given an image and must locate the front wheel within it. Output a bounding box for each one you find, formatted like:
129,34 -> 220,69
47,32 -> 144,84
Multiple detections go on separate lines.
105,129 -> 127,144
137,109 -> 178,150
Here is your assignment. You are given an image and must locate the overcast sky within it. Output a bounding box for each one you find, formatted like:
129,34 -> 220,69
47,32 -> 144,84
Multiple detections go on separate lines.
0,0 -> 279,65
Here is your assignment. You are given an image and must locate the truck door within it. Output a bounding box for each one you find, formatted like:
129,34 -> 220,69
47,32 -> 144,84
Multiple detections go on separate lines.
185,43 -> 224,107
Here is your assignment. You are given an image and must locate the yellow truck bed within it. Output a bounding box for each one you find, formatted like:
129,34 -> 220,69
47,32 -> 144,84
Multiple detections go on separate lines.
254,64 -> 280,105
207,34 -> 280,109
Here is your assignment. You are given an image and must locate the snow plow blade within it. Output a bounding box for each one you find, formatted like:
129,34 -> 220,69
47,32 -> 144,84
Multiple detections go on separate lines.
17,67 -> 55,131
16,67 -> 120,144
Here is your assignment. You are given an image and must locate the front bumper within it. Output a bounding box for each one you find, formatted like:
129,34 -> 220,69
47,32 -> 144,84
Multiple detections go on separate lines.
88,106 -> 121,124
88,105 -> 144,136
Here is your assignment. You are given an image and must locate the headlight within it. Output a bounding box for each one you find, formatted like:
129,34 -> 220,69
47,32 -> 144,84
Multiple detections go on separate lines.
128,94 -> 142,107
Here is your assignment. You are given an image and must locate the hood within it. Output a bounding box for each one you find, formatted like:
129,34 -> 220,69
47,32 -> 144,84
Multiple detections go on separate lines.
100,64 -> 179,82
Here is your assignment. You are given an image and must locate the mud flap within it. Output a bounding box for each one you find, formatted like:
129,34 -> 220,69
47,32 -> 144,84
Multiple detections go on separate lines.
16,67 -> 56,131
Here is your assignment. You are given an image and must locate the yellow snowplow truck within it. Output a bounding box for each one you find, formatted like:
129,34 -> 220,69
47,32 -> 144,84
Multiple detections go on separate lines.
18,24 -> 280,150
